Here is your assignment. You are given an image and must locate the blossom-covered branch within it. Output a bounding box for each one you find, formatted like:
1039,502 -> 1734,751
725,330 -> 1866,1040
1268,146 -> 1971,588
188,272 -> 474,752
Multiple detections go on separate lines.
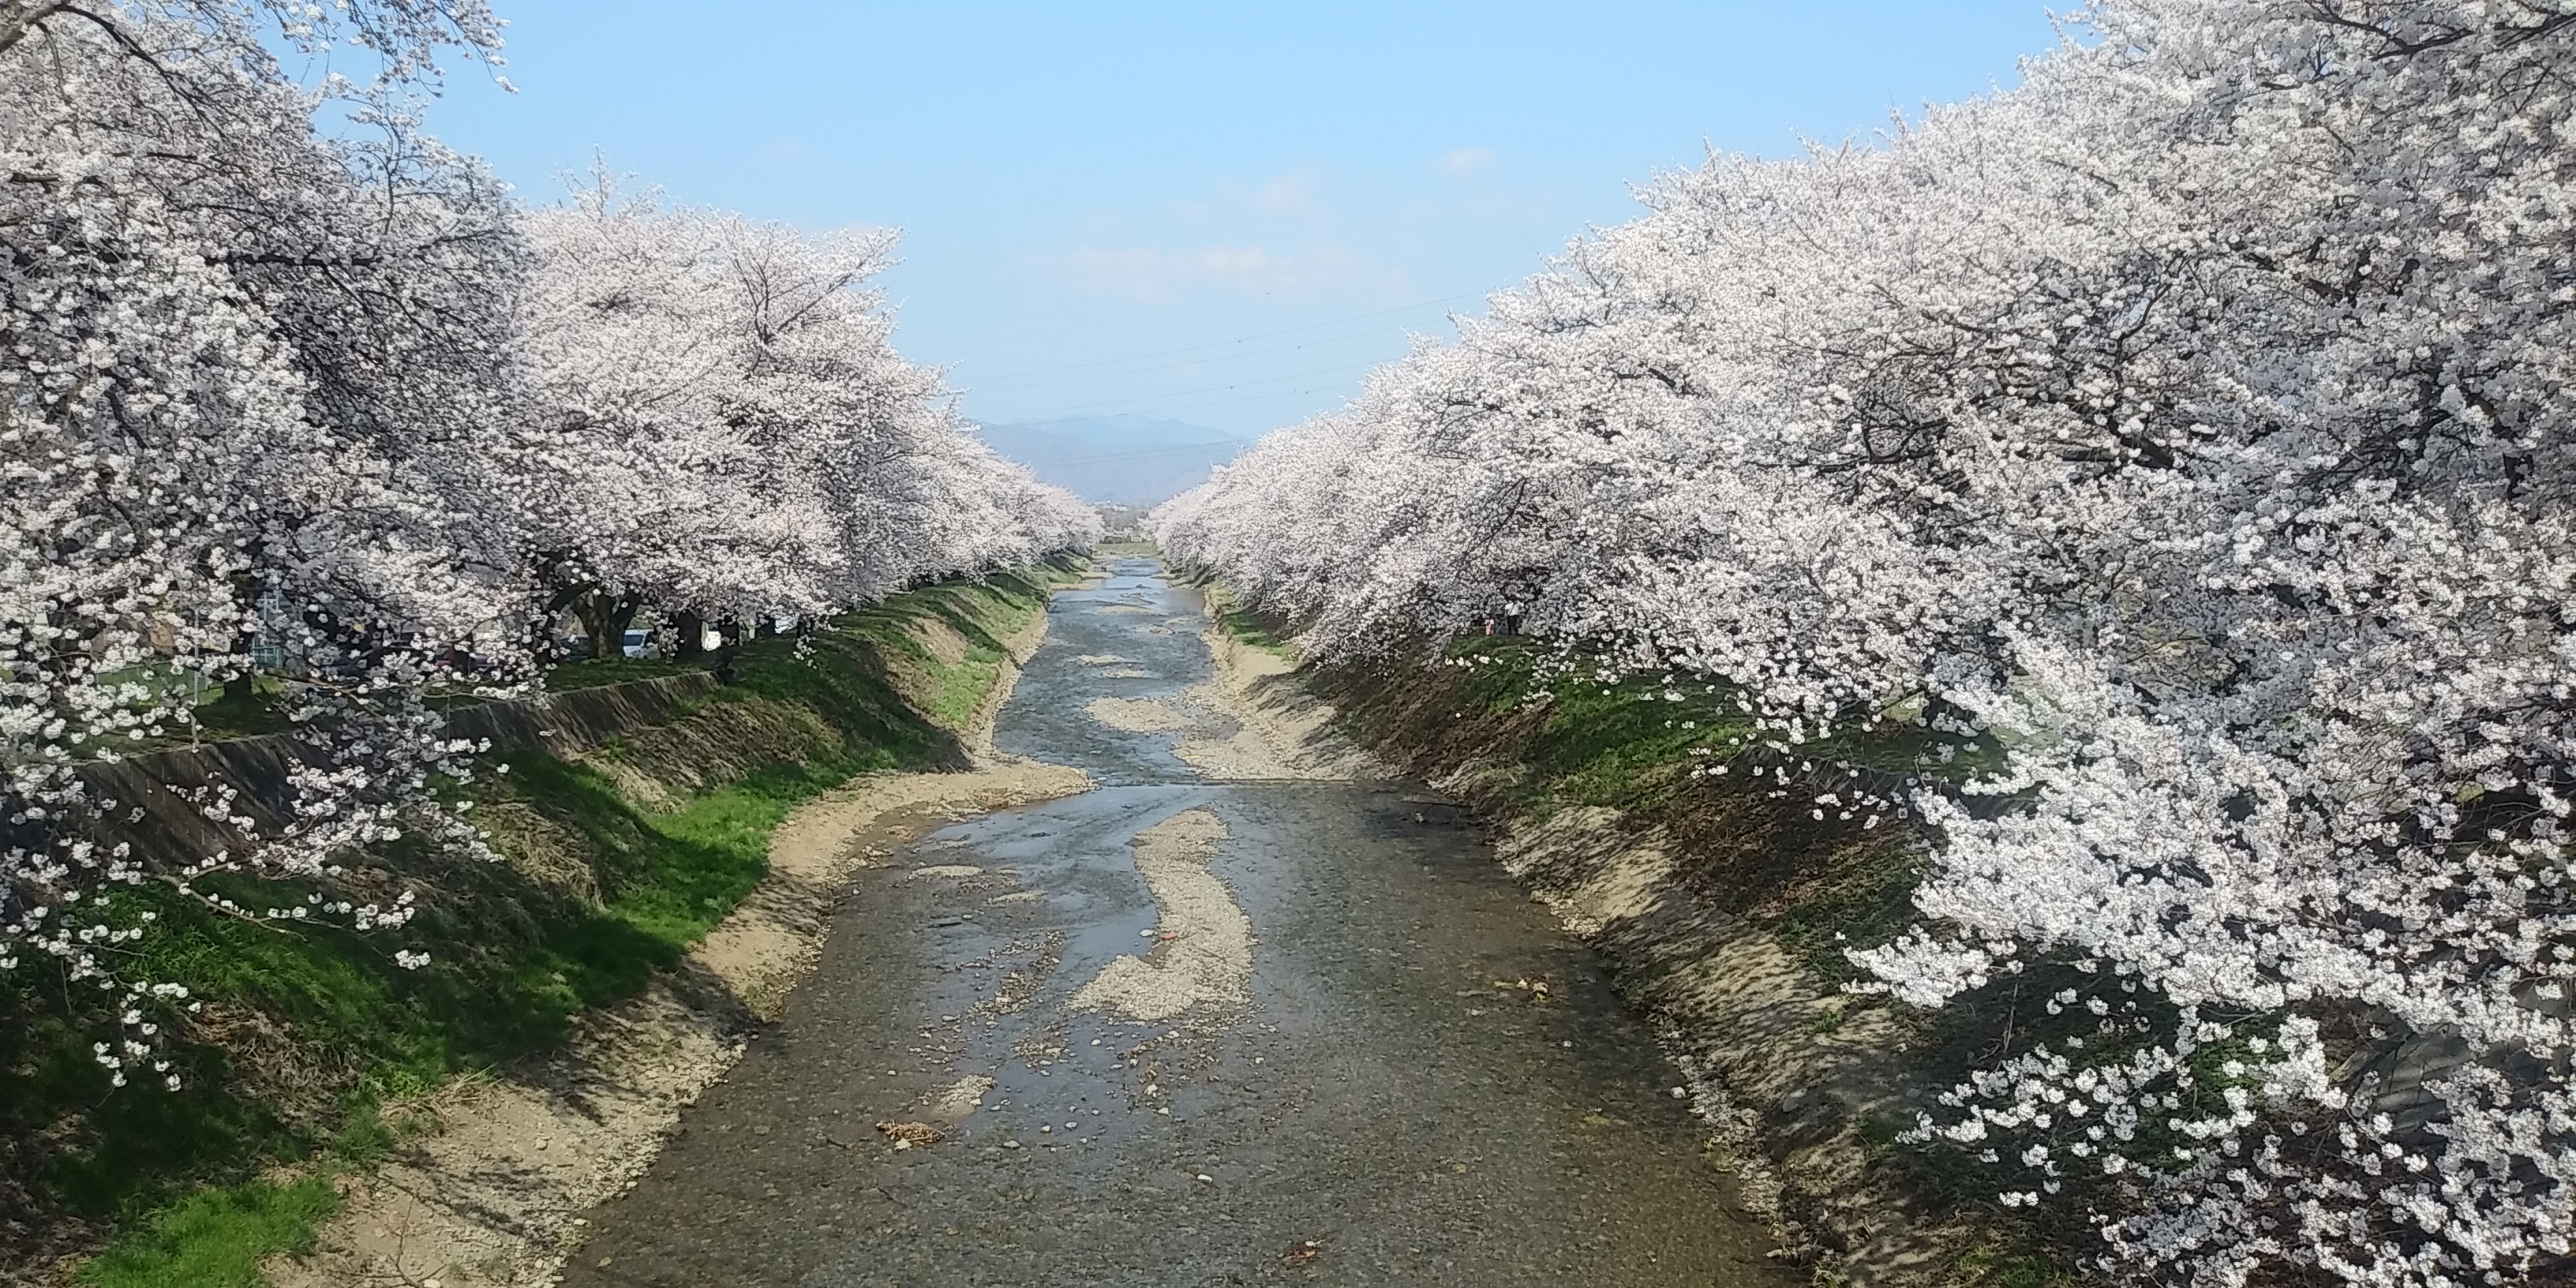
2,4 -> 1093,1093
1156,2 -> 2576,1282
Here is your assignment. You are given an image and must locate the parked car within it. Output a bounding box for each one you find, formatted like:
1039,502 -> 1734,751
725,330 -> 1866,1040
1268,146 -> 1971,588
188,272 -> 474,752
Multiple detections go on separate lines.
622,628 -> 652,658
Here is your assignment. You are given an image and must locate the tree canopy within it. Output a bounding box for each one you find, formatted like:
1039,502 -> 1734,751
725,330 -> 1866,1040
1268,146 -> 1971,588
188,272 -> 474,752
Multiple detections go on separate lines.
1157,2 -> 2576,1282
2,0 -> 1092,1093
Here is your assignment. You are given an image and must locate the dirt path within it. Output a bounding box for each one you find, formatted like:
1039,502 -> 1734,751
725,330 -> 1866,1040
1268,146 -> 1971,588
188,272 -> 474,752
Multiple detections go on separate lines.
269,608 -> 1088,1288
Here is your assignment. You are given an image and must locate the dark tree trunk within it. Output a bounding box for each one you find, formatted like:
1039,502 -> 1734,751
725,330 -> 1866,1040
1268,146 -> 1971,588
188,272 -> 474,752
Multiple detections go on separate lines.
573,590 -> 642,661
711,616 -> 743,684
530,560 -> 598,665
223,625 -> 261,702
672,611 -> 708,660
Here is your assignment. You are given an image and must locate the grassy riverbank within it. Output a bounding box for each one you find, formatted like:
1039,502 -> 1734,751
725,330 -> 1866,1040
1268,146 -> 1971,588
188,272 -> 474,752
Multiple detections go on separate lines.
1200,586 -> 1291,661
1295,629 -> 2080,1284
5,558 -> 1084,1288
1317,635 -> 1940,979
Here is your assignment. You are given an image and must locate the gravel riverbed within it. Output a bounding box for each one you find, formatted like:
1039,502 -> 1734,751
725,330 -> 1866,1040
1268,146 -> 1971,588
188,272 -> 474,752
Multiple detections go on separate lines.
552,558 -> 1788,1286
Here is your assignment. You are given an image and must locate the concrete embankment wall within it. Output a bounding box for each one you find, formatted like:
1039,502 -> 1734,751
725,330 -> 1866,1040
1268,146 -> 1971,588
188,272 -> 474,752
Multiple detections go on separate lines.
79,675 -> 724,870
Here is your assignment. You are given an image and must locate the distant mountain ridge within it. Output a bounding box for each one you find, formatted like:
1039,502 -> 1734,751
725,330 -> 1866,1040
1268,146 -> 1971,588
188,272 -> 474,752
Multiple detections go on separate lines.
974,415 -> 1249,506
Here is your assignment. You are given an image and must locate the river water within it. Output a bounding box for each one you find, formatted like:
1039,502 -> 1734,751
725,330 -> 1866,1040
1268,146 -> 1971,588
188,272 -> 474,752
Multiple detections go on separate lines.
555,558 -> 1784,1286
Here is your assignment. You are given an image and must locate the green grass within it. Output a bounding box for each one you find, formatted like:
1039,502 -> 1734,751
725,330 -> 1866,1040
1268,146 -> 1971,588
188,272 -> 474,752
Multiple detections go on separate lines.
62,1103 -> 407,1288
1767,846 -> 1926,985
1427,642 -> 1975,976
1410,635 -> 1766,813
65,671 -> 291,751
1953,1241 -> 2086,1288
14,557 -> 1088,1285
827,564 -> 1080,730
188,679 -> 292,739
1204,587 -> 1293,659
1216,608 -> 1290,658
77,1176 -> 339,1288
928,647 -> 1004,728
542,656 -> 707,691
1300,603 -> 2135,1275
10,748 -> 822,1284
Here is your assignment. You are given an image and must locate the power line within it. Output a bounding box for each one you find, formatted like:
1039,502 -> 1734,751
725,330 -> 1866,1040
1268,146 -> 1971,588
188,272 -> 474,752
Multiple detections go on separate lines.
964,293 -> 1471,386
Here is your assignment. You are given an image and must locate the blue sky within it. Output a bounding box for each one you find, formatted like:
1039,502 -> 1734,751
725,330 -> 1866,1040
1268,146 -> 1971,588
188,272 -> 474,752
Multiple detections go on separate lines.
414,1 -> 2064,436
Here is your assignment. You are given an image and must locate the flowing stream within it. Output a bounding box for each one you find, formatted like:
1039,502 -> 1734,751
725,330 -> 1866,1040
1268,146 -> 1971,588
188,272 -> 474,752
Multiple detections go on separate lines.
555,557 -> 1786,1286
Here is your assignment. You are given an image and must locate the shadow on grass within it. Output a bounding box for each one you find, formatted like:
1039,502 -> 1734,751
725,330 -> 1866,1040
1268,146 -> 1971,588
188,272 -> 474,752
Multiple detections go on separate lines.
70,1176 -> 337,1288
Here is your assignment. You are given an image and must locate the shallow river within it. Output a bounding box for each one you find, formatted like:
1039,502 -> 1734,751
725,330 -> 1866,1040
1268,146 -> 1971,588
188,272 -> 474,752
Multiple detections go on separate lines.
556,558 -> 1784,1286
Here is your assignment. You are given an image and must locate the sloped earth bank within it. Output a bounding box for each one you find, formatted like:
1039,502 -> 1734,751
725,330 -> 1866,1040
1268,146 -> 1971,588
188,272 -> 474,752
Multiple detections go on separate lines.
552,557 -> 1788,1286
1308,667 -> 1956,1286
1481,812 -> 1943,1285
265,607 -> 1086,1288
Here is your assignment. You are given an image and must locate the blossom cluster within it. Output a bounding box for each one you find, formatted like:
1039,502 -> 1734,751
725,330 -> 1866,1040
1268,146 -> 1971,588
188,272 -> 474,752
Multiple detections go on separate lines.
2,2 -> 1094,1087
1155,2 -> 2576,1282
512,172 -> 1098,653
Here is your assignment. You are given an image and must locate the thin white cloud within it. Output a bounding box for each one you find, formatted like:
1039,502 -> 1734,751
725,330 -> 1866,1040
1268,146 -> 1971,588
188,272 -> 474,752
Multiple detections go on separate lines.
1249,168 -> 1324,216
1184,167 -> 1332,226
1438,146 -> 1499,177
1065,243 -> 1382,303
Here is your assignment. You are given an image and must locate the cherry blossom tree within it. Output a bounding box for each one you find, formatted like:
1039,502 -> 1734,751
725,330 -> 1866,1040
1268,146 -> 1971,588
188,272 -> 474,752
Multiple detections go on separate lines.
518,175 -> 1098,659
3,3 -> 1093,1091
0,0 -> 504,83
1159,2 -> 2576,1282
2,0 -> 530,1087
